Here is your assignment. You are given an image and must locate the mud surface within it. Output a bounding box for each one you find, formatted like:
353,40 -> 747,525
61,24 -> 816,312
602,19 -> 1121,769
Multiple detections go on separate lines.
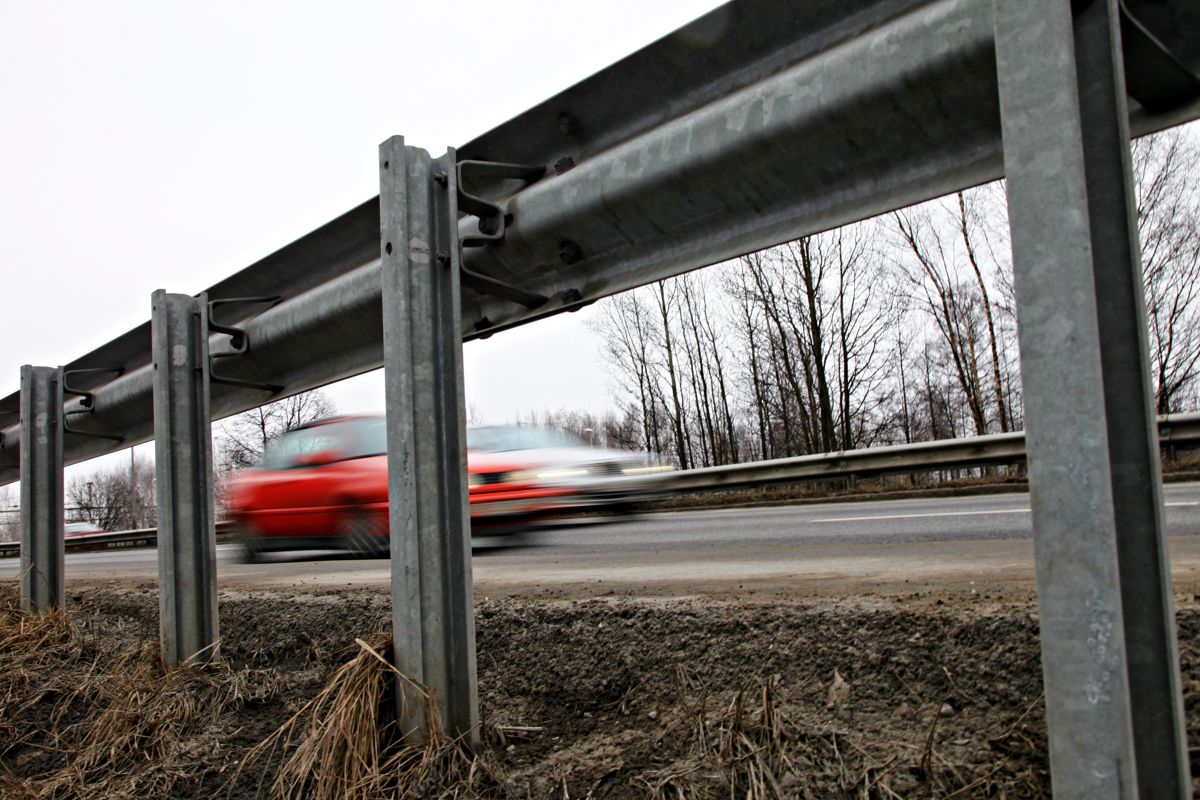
4,581 -> 1200,797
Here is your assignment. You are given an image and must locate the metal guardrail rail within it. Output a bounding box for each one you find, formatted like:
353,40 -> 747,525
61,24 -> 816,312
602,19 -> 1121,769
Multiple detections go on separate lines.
0,0 -> 1196,485
672,412 -> 1200,490
4,412 -> 1194,560
0,521 -> 235,560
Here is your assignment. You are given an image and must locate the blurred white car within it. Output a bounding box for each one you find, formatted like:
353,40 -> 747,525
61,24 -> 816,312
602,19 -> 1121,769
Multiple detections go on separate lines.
64,522 -> 106,538
467,425 -> 675,524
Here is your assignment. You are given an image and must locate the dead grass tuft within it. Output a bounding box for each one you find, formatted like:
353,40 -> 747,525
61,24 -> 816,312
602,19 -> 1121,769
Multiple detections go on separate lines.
639,673 -> 800,800
0,599 -> 83,754
637,669 -> 1046,799
240,634 -> 503,800
0,592 -> 281,799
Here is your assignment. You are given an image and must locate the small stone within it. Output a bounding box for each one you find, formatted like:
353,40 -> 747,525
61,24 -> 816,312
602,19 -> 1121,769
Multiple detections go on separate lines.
648,710 -> 658,720
939,703 -> 956,718
506,744 -> 516,753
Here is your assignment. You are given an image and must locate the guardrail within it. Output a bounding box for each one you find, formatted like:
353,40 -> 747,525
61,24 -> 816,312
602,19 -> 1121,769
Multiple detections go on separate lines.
668,412 -> 1200,491
1,0 -> 1195,486
0,521 -> 234,560
664,431 -> 1026,492
4,412 -> 1195,560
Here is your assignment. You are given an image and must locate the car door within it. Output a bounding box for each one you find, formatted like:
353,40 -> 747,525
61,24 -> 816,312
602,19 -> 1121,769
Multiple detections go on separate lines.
248,423 -> 353,541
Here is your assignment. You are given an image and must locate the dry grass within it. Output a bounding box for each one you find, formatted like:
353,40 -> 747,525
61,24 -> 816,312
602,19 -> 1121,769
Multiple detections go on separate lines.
0,593 -> 281,799
1,589 -> 500,800
240,634 -> 502,800
2,586 -> 1056,799
635,668 -> 1046,800
638,672 -> 807,800
0,602 -> 83,753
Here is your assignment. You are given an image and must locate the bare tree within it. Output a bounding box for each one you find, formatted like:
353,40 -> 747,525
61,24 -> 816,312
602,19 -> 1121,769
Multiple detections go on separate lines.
894,200 -> 996,436
594,291 -> 664,456
956,191 -> 1011,432
735,225 -> 896,455
530,407 -> 641,451
1134,128 -> 1200,413
216,390 -> 337,470
654,282 -> 692,469
0,484 -> 16,542
66,455 -> 156,531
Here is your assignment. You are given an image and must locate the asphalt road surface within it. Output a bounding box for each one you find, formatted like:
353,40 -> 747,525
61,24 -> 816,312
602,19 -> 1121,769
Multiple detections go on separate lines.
5,485 -> 1200,599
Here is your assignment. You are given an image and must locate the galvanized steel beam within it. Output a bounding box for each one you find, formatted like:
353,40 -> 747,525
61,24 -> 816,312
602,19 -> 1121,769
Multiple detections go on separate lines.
380,138 -> 478,742
1075,2 -> 1191,794
18,365 -> 64,612
994,0 -> 1188,795
152,291 -> 219,667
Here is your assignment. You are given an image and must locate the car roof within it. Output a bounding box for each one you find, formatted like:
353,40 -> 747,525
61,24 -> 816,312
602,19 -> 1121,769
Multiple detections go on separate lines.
292,414 -> 382,432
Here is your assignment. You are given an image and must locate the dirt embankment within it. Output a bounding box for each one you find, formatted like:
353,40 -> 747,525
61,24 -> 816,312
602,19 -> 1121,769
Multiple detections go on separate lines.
3,582 -> 1199,798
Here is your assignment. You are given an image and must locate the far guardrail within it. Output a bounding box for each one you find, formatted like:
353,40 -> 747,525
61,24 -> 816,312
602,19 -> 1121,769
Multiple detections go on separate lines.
0,522 -> 235,560
662,431 -> 1026,492
1,413 -> 1197,559
667,411 -> 1200,491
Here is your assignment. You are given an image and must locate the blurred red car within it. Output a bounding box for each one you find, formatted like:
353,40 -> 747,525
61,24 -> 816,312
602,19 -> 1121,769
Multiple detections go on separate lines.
225,416 -> 672,561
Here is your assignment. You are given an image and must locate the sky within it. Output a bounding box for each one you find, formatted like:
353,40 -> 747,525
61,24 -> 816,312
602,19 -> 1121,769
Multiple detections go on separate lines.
0,0 -> 726,480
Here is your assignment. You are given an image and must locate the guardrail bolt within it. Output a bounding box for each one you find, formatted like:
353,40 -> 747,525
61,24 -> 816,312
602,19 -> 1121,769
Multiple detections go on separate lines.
557,112 -> 580,136
559,240 -> 582,265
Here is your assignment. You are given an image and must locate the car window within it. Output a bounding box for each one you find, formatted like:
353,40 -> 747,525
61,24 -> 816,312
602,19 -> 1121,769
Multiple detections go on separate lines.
348,417 -> 388,458
466,426 -> 586,452
260,418 -> 389,468
262,425 -> 349,468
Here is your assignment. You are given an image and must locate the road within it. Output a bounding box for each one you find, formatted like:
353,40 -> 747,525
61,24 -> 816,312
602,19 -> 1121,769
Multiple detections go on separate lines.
5,486 -> 1200,599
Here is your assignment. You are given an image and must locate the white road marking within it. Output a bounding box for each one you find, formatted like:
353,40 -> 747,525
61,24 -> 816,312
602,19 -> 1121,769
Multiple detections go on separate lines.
812,509 -> 1030,523
815,500 -> 1197,523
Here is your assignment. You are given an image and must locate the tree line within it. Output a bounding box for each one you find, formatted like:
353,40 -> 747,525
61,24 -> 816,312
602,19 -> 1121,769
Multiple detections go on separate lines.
591,128 -> 1200,467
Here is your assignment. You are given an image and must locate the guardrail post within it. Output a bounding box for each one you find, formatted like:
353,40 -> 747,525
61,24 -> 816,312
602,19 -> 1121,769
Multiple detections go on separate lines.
151,290 -> 219,666
379,136 -> 478,743
18,365 -> 64,612
993,1 -> 1188,797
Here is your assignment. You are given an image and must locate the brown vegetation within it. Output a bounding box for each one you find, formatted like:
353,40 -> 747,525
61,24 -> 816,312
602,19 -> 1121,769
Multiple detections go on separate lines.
0,581 -> 1067,798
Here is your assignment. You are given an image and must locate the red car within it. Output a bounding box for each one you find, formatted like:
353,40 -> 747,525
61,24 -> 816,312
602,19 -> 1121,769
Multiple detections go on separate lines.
225,416 -> 672,561
226,416 -> 390,561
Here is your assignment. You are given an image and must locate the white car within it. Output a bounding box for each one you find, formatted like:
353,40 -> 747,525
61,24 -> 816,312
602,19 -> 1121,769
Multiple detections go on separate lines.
466,425 -> 675,524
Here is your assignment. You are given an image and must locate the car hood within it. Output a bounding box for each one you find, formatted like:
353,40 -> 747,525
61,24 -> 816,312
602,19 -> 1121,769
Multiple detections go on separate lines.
468,447 -> 650,473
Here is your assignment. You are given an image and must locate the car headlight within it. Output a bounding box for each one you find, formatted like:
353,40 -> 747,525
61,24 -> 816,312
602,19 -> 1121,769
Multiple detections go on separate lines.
621,464 -> 676,475
506,467 -> 593,483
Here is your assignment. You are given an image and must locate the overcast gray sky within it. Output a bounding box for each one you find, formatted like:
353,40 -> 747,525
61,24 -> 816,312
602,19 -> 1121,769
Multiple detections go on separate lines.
0,0 -> 725,474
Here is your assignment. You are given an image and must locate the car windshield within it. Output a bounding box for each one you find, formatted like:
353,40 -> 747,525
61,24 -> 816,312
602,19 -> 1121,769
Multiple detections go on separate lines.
466,426 -> 586,453
261,417 -> 388,468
